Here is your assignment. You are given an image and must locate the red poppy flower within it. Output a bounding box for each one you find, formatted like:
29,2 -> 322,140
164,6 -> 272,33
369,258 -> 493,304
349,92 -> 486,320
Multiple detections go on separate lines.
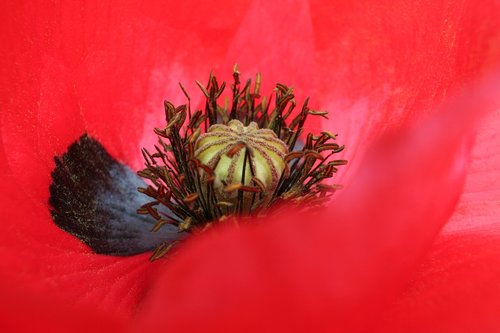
1,1 -> 500,332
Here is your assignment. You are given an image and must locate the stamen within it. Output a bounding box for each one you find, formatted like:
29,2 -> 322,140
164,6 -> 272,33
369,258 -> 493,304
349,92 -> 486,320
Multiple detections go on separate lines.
138,69 -> 347,259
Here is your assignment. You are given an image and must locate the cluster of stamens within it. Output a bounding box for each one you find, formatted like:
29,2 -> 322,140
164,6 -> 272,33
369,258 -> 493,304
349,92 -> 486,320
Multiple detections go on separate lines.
137,67 -> 346,260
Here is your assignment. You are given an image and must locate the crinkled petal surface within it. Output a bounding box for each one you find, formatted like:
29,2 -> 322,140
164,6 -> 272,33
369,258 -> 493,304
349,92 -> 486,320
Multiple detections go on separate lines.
0,0 -> 318,316
374,108 -> 500,332
133,74 -> 500,332
0,0 -> 250,317
312,0 -> 500,182
378,231 -> 500,333
445,108 -> 500,234
0,274 -> 124,333
1,0 -> 500,331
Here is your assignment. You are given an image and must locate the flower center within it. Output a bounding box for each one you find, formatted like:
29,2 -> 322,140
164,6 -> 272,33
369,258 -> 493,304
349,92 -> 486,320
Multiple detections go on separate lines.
195,120 -> 288,200
138,67 -> 347,260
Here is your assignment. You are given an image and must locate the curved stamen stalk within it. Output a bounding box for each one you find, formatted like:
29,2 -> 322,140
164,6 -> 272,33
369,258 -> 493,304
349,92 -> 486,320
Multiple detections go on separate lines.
138,67 -> 346,260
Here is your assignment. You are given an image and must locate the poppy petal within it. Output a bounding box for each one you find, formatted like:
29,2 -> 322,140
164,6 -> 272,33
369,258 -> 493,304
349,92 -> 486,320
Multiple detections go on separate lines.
0,274 -> 125,333
376,107 -> 500,333
377,231 -> 500,332
0,150 -> 164,317
445,108 -> 500,233
0,0 -> 253,200
1,0 -> 499,327
134,74 -> 500,332
0,0 -> 314,315
311,0 -> 500,182
223,0 -> 315,92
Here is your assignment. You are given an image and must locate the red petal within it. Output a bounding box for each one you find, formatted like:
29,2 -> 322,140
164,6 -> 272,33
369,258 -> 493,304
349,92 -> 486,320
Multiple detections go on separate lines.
445,108 -> 500,233
0,1 -> 251,196
2,0 -> 499,326
134,74 -> 500,332
377,104 -> 500,333
0,0 -> 310,317
223,0 -> 315,92
0,175 -> 165,317
0,274 -> 125,332
377,231 -> 500,332
310,0 -> 500,182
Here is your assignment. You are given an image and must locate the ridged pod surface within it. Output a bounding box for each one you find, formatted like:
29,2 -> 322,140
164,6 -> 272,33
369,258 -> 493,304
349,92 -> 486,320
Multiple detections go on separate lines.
195,120 -> 288,198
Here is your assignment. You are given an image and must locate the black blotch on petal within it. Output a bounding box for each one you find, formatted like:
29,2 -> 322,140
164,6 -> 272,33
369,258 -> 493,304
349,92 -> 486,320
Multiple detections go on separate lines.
49,134 -> 182,256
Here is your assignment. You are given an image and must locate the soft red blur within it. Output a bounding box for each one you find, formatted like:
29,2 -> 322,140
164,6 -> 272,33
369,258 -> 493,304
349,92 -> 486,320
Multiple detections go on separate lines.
1,1 -> 499,332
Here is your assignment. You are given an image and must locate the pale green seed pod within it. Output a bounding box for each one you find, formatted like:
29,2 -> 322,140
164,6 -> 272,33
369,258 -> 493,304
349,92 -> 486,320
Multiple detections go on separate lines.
194,119 -> 288,198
